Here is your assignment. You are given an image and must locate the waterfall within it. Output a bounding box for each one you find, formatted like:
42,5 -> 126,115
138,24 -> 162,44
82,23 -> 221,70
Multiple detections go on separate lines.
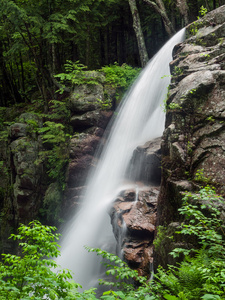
56,28 -> 186,290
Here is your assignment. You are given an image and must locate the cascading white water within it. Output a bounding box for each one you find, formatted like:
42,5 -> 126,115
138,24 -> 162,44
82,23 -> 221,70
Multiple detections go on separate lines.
56,28 -> 186,289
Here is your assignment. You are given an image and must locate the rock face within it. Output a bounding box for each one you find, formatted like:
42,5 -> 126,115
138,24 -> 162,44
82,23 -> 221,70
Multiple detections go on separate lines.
63,72 -> 114,215
0,113 -> 45,252
0,72 -> 114,252
128,137 -> 162,185
110,137 -> 161,276
156,5 -> 225,267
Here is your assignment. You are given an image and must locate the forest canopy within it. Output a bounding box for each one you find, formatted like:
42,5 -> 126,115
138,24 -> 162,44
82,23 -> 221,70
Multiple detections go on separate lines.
0,0 -> 224,107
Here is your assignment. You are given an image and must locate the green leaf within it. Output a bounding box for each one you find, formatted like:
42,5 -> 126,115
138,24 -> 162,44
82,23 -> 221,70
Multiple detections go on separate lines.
202,294 -> 221,300
164,295 -> 179,300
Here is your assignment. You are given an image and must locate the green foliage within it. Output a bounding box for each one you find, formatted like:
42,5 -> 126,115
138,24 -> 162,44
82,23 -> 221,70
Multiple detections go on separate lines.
25,119 -> 40,137
0,108 -> 10,142
54,60 -> 100,92
167,102 -> 182,110
47,100 -> 71,121
96,97 -> 112,110
194,169 -> 211,185
0,128 -> 8,142
199,6 -> 208,17
55,61 -> 140,92
37,121 -> 70,187
1,190 -> 225,300
100,63 -> 141,90
0,220 -> 77,299
153,226 -> 168,252
171,186 -> 225,257
155,186 -> 225,299
189,22 -> 199,36
55,61 -> 140,105
172,66 -> 183,76
206,115 -> 215,122
189,6 -> 207,37
85,247 -> 154,300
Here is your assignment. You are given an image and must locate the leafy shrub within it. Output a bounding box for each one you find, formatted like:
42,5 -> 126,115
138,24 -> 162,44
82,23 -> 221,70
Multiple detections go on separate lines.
54,60 -> 100,92
154,186 -> 225,299
54,61 -> 141,105
1,186 -> 224,300
0,220 -> 77,299
100,62 -> 140,90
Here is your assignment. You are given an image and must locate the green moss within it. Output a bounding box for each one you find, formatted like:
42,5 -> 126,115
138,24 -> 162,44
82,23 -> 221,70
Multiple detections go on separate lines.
39,182 -> 63,224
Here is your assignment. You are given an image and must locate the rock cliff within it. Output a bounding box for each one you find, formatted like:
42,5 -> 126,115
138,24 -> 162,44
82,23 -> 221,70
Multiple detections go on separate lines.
156,4 -> 225,267
0,72 -> 114,253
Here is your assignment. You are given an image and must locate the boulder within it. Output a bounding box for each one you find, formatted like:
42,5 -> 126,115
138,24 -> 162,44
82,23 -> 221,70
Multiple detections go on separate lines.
110,185 -> 159,277
128,137 -> 162,185
69,79 -> 105,113
70,110 -> 113,131
10,123 -> 27,139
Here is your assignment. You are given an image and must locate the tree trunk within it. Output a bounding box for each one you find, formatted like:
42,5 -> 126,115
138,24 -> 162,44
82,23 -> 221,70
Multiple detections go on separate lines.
128,0 -> 149,67
86,25 -> 90,68
143,0 -> 175,36
204,0 -> 210,12
176,0 -> 189,26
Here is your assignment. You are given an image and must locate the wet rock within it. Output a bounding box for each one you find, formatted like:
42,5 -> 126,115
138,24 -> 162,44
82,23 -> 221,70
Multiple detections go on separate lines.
128,137 -> 162,185
110,185 -> 159,277
123,241 -> 154,276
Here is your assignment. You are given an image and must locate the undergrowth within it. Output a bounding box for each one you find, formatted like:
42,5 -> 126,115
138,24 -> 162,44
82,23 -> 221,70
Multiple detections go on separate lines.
0,185 -> 224,299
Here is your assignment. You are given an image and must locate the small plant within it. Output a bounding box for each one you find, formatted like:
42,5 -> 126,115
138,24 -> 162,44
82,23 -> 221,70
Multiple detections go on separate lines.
189,88 -> 197,95
86,247 -> 153,300
199,6 -> 208,17
200,53 -> 210,60
172,66 -> 183,76
0,128 -> 8,142
190,23 -> 198,36
25,119 -> 39,137
194,168 -> 211,184
167,102 -> 182,110
187,141 -> 193,155
47,99 -> 71,121
170,186 -> 224,257
218,38 -> 224,45
189,6 -> 207,37
206,115 -> 215,122
96,97 -> 112,110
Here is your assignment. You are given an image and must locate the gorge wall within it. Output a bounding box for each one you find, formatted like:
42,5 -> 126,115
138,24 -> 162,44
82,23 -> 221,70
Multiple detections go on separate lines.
0,72 -> 115,253
156,4 -> 225,267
